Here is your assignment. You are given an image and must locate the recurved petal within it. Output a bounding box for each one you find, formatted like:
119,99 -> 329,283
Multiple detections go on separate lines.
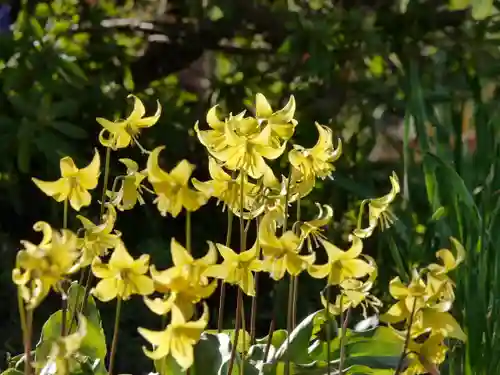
255,93 -> 273,118
380,301 -> 408,324
272,95 -> 296,123
108,241 -> 135,270
130,274 -> 155,296
135,100 -> 162,128
132,254 -> 150,275
96,117 -> 125,133
389,277 -> 409,299
308,263 -> 330,279
127,95 -> 146,122
138,326 -> 170,349
168,238 -> 192,266
342,258 -> 374,279
60,157 -> 79,177
422,310 -> 467,342
147,146 -> 172,183
170,338 -> 195,370
199,241 -> 218,266
32,178 -> 70,201
78,149 -> 101,190
206,105 -> 225,130
92,278 -> 118,302
144,295 -> 175,315
119,158 -> 140,173
215,243 -> 238,261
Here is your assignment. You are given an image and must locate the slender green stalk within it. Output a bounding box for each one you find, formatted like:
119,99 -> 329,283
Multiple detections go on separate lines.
250,217 -> 260,344
395,298 -> 417,375
186,210 -> 192,253
283,170 -> 293,375
100,146 -> 112,216
325,286 -> 333,375
24,308 -> 33,375
227,170 -> 247,375
227,288 -> 243,375
108,297 -> 123,375
17,292 -> 30,375
217,207 -> 234,332
63,198 -> 68,229
338,303 -> 351,375
239,292 -> 247,374
291,198 -> 301,329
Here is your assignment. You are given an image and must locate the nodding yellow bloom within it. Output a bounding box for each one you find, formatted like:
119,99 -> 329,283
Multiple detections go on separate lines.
209,119 -> 286,179
145,238 -> 217,319
13,222 -> 79,309
76,204 -> 121,268
308,236 -> 374,286
353,172 -> 400,239
147,146 -> 208,217
405,333 -> 448,375
203,241 -> 263,296
191,157 -> 258,214
97,95 -> 161,150
288,123 -> 342,180
91,240 -> 154,302
108,158 -> 148,211
381,271 -> 466,342
138,303 -> 209,370
32,150 -> 100,211
258,212 -> 315,280
194,105 -> 233,152
43,314 -> 87,375
297,203 -> 334,252
426,238 -> 465,301
255,93 -> 297,140
321,267 -> 382,317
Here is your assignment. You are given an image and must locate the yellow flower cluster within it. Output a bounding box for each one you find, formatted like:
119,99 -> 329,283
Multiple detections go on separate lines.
381,238 -> 466,374
14,93 -> 465,375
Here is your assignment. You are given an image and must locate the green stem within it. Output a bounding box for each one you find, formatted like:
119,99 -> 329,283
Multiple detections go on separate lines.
338,302 -> 351,375
284,170 -> 293,375
186,210 -> 192,253
100,146 -> 112,216
218,208 -> 234,332
108,298 -> 122,375
291,198 -> 301,329
63,198 -> 68,229
250,217 -> 260,344
395,298 -> 417,375
17,292 -> 29,375
227,171 -> 247,375
24,308 -> 33,375
239,292 -> 247,374
326,286 -> 332,375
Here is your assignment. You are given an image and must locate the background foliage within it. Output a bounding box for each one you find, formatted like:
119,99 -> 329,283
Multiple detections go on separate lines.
1,0 -> 500,373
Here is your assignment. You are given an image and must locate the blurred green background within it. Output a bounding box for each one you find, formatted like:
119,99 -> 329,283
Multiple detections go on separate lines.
2,0 -> 500,374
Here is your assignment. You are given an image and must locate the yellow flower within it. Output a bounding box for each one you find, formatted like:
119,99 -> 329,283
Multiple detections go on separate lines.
91,240 -> 154,302
76,204 -> 121,267
297,203 -> 334,252
255,93 -> 297,140
203,241 -> 263,296
426,237 -> 464,301
259,212 -> 316,280
13,222 -> 79,309
43,315 -> 87,375
321,267 -> 381,317
145,238 -> 217,319
288,123 -> 342,180
403,333 -> 448,375
97,95 -> 161,150
194,105 -> 232,152
147,146 -> 208,217
191,157 -> 258,214
381,272 -> 466,342
32,150 -> 100,211
353,172 -> 400,239
308,236 -> 373,286
138,303 -> 209,370
108,158 -> 148,210
209,117 -> 286,179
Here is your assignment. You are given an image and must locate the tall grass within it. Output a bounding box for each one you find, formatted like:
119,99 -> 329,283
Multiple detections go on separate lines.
385,60 -> 500,374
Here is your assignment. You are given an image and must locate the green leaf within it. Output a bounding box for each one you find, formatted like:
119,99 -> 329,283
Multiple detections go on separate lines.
274,310 -> 321,364
472,0 -> 494,19
35,283 -> 107,366
0,369 -> 24,375
191,333 -> 228,375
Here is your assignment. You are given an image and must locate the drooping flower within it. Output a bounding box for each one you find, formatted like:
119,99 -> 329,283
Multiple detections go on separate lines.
203,241 -> 263,296
76,203 -> 121,267
145,238 -> 217,319
255,93 -> 297,140
147,146 -> 208,217
97,95 -> 161,150
32,150 -> 100,211
138,303 -> 209,370
308,235 -> 374,286
353,172 -> 400,239
13,222 -> 79,309
91,240 -> 154,302
297,203 -> 334,252
258,211 -> 315,280
288,123 -> 342,180
108,158 -> 148,210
